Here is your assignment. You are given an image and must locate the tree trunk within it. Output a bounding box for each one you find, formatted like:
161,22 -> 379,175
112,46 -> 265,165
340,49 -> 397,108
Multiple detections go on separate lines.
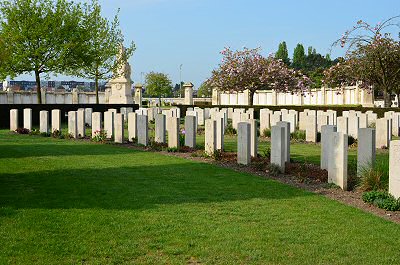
249,91 -> 254,106
383,88 -> 391,108
35,70 -> 42,104
95,75 -> 99,104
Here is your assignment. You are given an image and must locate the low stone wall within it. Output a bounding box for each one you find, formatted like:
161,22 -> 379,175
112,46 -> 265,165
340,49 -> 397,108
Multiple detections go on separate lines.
212,85 -> 375,107
0,89 -> 111,104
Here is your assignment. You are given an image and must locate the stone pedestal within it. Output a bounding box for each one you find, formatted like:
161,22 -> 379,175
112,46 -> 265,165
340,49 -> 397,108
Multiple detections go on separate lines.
183,82 -> 194,105
237,122 -> 251,165
51,109 -> 61,132
39,111 -> 49,133
134,83 -> 142,107
389,140 -> 400,199
23,108 -> 32,131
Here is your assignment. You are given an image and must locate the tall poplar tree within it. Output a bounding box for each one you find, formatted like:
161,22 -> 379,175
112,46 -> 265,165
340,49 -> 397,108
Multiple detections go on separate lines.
275,41 -> 290,65
292,43 -> 306,70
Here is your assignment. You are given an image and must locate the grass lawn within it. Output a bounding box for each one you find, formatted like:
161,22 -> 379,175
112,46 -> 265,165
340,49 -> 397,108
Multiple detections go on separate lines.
0,131 -> 398,264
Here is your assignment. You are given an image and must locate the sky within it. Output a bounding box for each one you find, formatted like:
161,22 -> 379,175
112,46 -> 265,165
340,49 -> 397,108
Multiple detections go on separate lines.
14,0 -> 400,88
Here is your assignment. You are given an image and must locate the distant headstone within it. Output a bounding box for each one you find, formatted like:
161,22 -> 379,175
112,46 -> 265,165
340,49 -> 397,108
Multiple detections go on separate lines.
237,122 -> 251,165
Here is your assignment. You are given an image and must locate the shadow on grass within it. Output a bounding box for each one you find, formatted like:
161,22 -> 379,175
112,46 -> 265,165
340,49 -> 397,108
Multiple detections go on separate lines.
0,143 -> 139,159
0,163 -> 312,211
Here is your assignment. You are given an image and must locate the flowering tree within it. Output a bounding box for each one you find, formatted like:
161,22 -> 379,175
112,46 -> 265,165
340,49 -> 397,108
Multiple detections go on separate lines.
324,16 -> 400,107
208,47 -> 311,106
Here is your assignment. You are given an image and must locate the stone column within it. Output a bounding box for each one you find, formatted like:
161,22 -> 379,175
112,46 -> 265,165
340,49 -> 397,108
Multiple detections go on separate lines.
72,88 -> 79,104
243,89 -> 250,106
114,113 -> 124,143
104,111 -> 114,139
137,114 -> 148,146
271,90 -> 278,106
237,122 -> 251,165
10,109 -> 18,131
39,111 -> 49,133
277,121 -> 290,163
128,112 -> 137,142
51,109 -> 61,132
155,114 -> 166,144
168,117 -> 180,148
305,115 -> 317,143
77,109 -> 86,138
185,115 -> 196,148
271,125 -> 286,173
376,118 -> 390,149
212,88 -> 220,105
357,128 -> 376,175
91,112 -> 102,138
389,140 -> 400,199
68,111 -> 78,139
321,125 -> 337,170
134,83 -> 143,107
328,132 -> 348,190
23,108 -> 32,131
205,119 -> 217,155
183,82 -> 194,105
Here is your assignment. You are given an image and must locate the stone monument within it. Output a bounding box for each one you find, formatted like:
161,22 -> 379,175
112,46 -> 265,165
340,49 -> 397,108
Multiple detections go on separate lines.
108,45 -> 133,104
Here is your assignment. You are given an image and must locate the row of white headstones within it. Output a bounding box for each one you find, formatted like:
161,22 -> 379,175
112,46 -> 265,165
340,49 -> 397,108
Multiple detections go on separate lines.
8,107 -> 400,199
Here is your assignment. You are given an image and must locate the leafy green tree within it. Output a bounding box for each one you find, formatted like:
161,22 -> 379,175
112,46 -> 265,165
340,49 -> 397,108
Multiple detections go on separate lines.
275,41 -> 290,65
0,0 -> 84,104
292,44 -> 306,70
72,0 -> 135,104
145,72 -> 173,101
197,82 -> 213,97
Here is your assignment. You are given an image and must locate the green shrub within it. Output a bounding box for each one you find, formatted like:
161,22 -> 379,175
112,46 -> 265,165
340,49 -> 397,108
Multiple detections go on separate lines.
51,130 -> 63,139
291,130 -> 306,141
92,130 -> 107,143
262,128 -> 271,138
358,162 -> 389,192
29,129 -> 40,136
225,123 -> 237,136
267,163 -> 282,177
362,191 -> 400,211
260,147 -> 271,159
16,128 -> 30,134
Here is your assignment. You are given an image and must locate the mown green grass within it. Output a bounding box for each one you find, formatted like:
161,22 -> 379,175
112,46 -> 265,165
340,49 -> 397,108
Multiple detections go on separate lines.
1,131 -> 398,264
